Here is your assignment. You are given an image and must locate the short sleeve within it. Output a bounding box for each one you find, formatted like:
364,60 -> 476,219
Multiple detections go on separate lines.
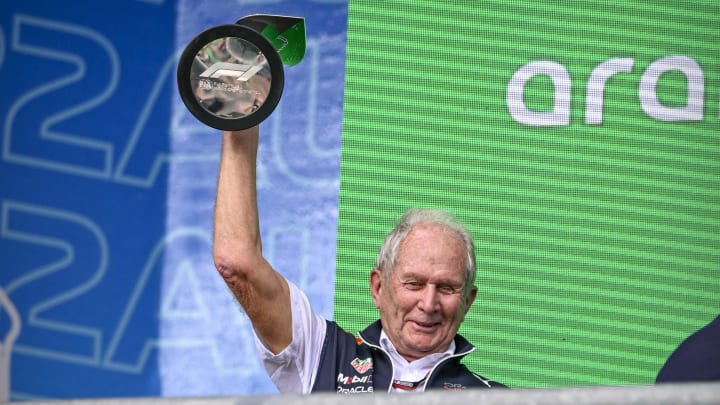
253,280 -> 327,393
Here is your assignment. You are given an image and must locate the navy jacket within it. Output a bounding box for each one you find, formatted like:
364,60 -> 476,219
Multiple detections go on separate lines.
311,319 -> 507,393
656,314 -> 720,383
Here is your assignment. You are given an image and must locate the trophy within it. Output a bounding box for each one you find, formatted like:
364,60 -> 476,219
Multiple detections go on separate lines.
177,15 -> 306,130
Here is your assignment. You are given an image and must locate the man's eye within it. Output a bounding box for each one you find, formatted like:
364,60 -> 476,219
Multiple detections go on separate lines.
404,281 -> 422,289
439,285 -> 460,294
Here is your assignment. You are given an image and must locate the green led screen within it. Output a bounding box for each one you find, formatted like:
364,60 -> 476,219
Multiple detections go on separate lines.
334,0 -> 719,388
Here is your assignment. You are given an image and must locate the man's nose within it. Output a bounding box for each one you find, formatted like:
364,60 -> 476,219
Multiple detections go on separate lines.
418,285 -> 440,313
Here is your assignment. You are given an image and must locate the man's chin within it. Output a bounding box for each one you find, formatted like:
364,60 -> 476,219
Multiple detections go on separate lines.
405,338 -> 444,356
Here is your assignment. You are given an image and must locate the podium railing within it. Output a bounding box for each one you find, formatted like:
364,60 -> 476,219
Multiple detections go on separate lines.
6,382 -> 720,405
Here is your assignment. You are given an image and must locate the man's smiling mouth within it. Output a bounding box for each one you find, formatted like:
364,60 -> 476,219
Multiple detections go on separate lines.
411,320 -> 441,331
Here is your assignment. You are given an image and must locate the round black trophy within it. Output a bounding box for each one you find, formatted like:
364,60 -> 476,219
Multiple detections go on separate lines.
177,15 -> 305,131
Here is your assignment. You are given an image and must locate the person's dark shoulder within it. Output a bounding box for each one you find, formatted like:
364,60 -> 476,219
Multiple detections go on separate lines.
656,314 -> 720,383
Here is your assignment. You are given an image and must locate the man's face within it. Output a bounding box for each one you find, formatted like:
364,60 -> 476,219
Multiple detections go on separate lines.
370,223 -> 477,361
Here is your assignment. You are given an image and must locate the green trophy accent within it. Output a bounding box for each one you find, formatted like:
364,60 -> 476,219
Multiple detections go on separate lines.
261,19 -> 306,67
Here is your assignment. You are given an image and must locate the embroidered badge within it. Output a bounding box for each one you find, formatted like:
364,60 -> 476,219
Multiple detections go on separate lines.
442,382 -> 466,391
351,357 -> 373,374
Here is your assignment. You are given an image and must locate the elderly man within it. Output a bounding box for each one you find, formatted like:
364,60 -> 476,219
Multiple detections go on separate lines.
213,127 -> 505,393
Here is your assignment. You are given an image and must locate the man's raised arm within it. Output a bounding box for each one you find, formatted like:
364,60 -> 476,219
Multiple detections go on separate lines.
212,127 -> 291,354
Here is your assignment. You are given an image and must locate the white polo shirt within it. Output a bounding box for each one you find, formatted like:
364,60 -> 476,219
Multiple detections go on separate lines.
254,281 -> 455,394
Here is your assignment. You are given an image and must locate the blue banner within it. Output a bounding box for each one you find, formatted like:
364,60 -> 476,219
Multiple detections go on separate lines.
0,0 -> 347,400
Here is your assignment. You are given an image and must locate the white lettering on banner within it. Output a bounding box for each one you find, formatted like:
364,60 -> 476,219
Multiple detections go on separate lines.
507,55 -> 707,126
1,15 -> 218,189
585,58 -> 635,124
103,228 -> 258,376
1,200 -> 108,366
507,61 -> 571,126
3,15 -> 119,178
0,287 -> 21,403
639,56 -> 704,122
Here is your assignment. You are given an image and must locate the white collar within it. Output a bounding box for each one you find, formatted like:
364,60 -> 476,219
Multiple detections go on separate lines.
379,329 -> 455,391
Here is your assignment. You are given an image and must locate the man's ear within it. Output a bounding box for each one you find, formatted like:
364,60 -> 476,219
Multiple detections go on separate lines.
369,268 -> 383,308
464,285 -> 478,314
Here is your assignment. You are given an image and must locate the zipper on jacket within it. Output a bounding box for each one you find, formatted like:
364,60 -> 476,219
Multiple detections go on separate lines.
356,333 -> 396,393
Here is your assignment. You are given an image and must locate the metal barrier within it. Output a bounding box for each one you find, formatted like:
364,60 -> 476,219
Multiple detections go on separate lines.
6,383 -> 719,405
